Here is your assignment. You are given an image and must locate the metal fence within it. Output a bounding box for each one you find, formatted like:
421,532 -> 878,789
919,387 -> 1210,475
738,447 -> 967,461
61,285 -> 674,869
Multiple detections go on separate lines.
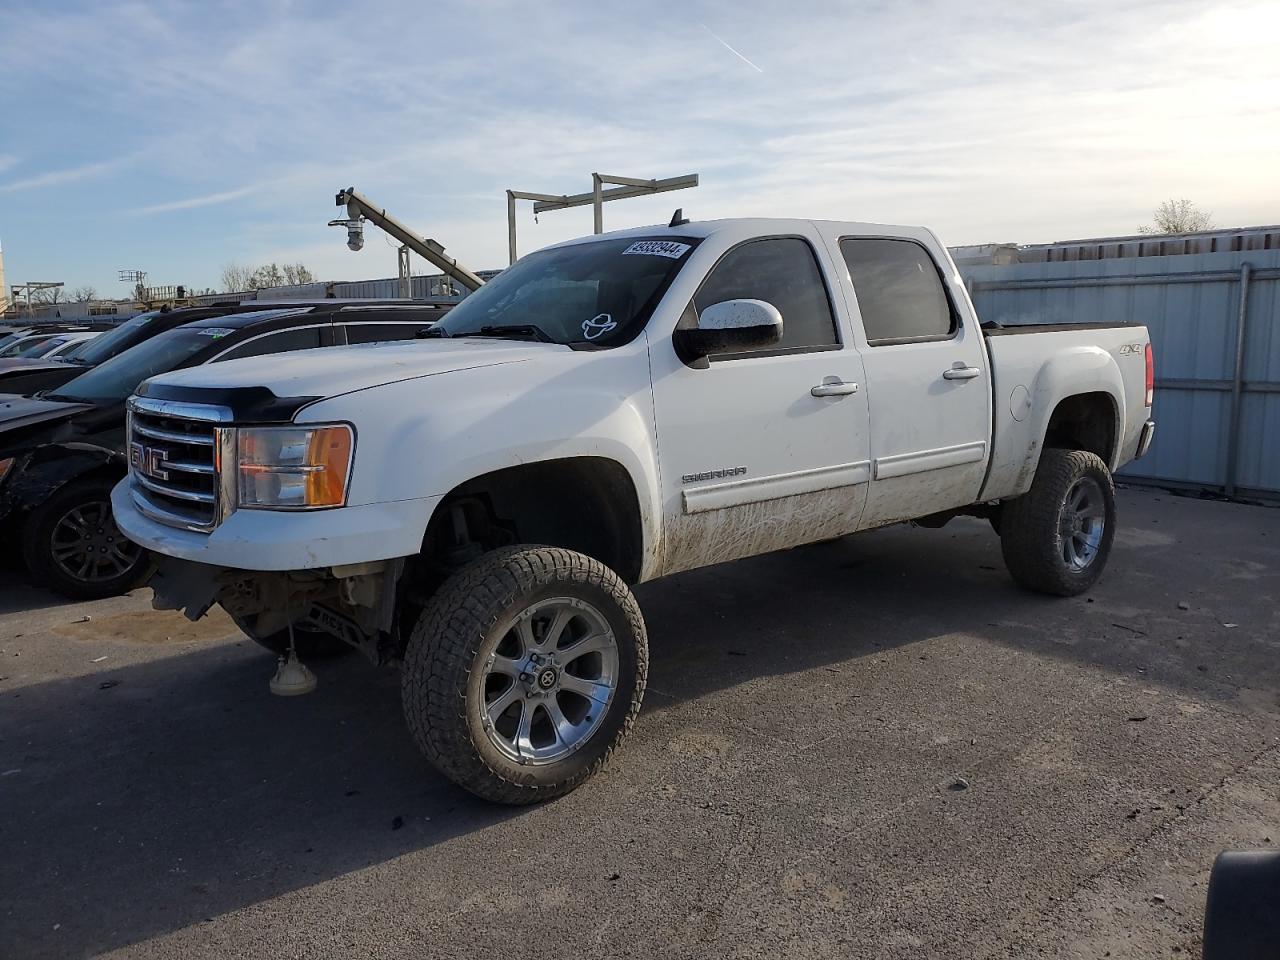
962,249 -> 1280,501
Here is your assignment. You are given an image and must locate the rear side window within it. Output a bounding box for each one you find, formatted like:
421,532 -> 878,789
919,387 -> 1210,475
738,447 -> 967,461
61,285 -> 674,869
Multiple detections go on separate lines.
693,237 -> 838,356
840,238 -> 955,345
344,322 -> 432,344
216,326 -> 323,361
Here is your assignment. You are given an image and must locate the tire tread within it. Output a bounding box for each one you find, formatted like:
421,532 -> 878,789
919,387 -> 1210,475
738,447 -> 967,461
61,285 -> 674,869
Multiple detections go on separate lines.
402,546 -> 647,805
999,448 -> 1116,597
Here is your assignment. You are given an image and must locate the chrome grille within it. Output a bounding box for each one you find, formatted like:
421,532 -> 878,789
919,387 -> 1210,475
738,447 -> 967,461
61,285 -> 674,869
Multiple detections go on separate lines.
127,398 -> 234,532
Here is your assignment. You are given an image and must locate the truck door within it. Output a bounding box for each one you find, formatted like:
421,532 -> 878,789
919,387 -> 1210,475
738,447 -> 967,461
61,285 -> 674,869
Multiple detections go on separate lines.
831,235 -> 991,528
650,231 -> 871,576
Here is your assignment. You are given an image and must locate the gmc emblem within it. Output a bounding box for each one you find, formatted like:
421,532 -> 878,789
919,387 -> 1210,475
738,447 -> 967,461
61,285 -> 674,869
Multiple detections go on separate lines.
130,442 -> 171,481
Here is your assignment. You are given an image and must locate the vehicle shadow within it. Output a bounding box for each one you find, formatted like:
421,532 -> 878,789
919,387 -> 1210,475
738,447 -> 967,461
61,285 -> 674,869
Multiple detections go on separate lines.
0,572 -> 79,617
1,499 -> 1276,957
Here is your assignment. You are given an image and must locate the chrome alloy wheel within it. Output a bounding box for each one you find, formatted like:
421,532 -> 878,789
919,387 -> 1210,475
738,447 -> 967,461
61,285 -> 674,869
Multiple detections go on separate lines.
478,597 -> 619,765
1059,477 -> 1106,572
49,500 -> 142,583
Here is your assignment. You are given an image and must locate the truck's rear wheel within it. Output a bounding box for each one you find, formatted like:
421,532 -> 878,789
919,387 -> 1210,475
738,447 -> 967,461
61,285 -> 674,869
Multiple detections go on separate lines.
999,448 -> 1116,596
402,545 -> 647,805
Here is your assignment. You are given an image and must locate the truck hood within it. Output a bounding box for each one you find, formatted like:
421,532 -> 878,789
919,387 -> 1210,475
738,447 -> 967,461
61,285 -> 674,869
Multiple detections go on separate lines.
138,338 -> 566,403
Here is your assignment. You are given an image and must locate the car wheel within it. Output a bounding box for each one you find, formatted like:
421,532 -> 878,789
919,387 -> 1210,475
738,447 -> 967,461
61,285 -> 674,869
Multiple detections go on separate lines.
402,545 -> 648,805
998,448 -> 1116,596
23,479 -> 151,601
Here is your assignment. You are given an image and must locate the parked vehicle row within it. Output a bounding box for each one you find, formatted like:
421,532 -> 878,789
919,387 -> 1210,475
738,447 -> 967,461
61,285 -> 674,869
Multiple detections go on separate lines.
0,300 -> 450,598
110,216 -> 1156,804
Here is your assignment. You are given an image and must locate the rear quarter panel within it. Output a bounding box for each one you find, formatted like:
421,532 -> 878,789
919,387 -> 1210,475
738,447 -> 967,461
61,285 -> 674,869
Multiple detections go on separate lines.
980,325 -> 1150,501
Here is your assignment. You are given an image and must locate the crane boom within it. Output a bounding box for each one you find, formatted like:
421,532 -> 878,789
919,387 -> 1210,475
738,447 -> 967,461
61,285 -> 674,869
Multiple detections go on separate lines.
335,187 -> 486,292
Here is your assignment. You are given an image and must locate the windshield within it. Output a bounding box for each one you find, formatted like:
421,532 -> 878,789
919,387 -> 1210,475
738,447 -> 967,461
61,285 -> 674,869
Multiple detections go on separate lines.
0,332 -> 28,352
26,336 -> 79,358
69,311 -> 160,365
58,338 -> 93,360
1,335 -> 57,358
46,326 -> 230,405
433,236 -> 699,346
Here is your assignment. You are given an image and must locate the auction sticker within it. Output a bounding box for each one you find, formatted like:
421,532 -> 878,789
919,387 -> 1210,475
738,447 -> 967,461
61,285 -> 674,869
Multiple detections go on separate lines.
622,240 -> 691,259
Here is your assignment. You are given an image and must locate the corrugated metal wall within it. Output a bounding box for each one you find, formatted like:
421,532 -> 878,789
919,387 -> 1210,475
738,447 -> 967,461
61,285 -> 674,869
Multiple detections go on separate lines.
963,249 -> 1280,500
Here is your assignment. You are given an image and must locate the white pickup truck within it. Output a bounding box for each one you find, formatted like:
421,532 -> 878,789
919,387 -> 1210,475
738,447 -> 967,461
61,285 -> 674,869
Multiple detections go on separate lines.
112,217 -> 1155,803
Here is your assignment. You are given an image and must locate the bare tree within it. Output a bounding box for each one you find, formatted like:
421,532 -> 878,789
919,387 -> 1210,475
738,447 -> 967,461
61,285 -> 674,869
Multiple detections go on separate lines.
71,285 -> 98,302
31,286 -> 67,306
221,263 -> 254,293
282,262 -> 315,286
252,263 -> 285,289
222,261 -> 316,292
1138,198 -> 1214,235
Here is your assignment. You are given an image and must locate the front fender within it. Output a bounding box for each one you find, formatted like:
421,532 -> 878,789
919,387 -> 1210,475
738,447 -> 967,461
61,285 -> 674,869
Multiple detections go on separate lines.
297,347 -> 663,578
0,444 -> 124,527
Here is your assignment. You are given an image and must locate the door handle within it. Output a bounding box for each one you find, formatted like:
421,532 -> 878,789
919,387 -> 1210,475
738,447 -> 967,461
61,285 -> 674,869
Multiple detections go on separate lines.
943,365 -> 981,381
811,380 -> 859,398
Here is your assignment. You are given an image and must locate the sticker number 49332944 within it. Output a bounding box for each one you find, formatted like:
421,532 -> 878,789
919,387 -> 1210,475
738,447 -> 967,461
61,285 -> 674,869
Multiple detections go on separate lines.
622,240 -> 691,259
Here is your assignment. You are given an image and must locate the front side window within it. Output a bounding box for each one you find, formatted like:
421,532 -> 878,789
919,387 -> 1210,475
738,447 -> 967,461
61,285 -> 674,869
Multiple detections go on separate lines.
692,237 -> 838,357
216,326 -> 322,361
432,236 -> 699,347
343,321 -> 432,345
840,238 -> 955,345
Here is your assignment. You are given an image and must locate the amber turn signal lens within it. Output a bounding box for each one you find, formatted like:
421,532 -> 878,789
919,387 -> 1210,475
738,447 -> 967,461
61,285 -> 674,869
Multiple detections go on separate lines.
305,426 -> 353,507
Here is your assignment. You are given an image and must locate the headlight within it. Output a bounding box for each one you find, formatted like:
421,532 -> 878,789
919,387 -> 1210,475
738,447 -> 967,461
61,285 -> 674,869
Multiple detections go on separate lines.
236,424 -> 354,509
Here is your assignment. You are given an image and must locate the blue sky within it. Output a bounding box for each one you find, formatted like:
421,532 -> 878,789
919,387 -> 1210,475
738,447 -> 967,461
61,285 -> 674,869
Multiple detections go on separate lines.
2,0 -> 1279,295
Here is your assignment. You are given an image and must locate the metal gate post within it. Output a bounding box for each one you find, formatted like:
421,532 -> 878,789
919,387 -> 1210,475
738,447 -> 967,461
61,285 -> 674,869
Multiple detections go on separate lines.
592,174 -> 604,234
507,190 -> 518,266
1225,263 -> 1253,497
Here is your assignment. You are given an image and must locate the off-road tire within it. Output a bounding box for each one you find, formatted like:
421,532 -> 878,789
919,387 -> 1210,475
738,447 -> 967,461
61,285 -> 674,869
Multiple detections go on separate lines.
402,545 -> 647,805
999,448 -> 1116,596
23,478 -> 152,601
231,615 -> 353,659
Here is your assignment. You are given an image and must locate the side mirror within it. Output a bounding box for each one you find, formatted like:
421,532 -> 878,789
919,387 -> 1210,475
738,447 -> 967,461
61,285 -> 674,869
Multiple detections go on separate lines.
673,299 -> 783,362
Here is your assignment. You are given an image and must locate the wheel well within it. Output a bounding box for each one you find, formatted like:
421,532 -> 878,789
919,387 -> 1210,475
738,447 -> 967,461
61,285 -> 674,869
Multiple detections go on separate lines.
420,458 -> 645,585
1043,392 -> 1117,465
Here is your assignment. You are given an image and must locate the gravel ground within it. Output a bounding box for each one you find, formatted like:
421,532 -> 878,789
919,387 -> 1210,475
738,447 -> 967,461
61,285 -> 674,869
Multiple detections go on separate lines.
1,487 -> 1277,959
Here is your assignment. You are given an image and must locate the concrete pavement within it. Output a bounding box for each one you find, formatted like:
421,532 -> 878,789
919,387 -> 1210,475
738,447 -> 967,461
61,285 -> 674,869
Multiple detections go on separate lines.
1,487 -> 1277,958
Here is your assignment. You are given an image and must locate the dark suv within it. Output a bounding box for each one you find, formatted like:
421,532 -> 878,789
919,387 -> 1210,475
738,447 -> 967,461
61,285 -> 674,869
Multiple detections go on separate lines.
0,301 -> 446,599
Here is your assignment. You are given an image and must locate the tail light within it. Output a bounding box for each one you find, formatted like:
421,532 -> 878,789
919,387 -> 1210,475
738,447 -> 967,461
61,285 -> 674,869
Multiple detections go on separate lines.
1144,343 -> 1154,407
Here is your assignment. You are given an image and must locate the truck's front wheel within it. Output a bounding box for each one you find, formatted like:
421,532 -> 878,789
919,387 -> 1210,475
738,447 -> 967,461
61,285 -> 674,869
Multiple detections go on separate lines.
999,448 -> 1116,596
402,546 -> 648,805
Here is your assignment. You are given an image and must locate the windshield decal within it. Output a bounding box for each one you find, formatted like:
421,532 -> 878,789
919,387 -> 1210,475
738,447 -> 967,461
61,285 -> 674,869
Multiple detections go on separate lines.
621,240 -> 691,259
197,328 -> 234,339
582,313 -> 617,340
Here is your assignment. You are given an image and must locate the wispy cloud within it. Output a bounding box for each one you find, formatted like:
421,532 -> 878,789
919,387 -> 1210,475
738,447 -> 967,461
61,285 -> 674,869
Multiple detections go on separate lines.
130,184 -> 262,216
699,23 -> 764,73
1,0 -> 1278,291
0,157 -> 125,193
0,154 -> 16,176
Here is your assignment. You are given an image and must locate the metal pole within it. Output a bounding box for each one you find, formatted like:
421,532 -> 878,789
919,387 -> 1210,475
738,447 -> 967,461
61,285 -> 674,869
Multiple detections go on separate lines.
335,188 -> 485,291
592,173 -> 603,234
507,190 -> 517,266
1225,262 -> 1252,498
398,245 -> 412,299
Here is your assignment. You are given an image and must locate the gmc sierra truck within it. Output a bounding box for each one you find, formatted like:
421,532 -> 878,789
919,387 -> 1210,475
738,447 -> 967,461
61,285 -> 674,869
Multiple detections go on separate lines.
111,217 -> 1155,804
